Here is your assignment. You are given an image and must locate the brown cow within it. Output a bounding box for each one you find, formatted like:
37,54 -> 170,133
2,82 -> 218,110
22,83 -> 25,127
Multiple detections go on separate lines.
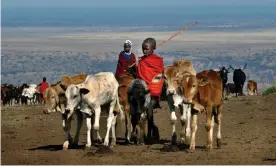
247,80 -> 258,95
43,73 -> 87,150
180,69 -> 223,151
163,59 -> 199,145
117,73 -> 135,144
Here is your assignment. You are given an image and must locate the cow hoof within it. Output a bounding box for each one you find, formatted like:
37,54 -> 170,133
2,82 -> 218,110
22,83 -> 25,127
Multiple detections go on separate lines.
217,139 -> 222,149
95,138 -> 103,144
63,141 -> 69,150
103,139 -> 109,146
206,145 -> 213,152
125,139 -> 132,145
111,139 -> 116,147
187,148 -> 195,153
180,137 -> 185,144
85,143 -> 92,148
137,142 -> 145,146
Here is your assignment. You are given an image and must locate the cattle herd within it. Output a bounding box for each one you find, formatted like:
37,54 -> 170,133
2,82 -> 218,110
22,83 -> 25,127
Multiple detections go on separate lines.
1,83 -> 43,106
1,58 -> 259,153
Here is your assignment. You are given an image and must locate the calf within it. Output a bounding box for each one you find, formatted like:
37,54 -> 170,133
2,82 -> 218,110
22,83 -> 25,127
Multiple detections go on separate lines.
247,80 -> 258,95
180,70 -> 223,151
163,59 -> 199,145
127,79 -> 152,144
117,74 -> 135,144
61,72 -> 124,148
43,73 -> 87,150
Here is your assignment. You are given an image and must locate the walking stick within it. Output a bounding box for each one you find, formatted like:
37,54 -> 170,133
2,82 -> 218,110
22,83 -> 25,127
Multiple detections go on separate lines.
157,21 -> 199,47
127,21 -> 199,68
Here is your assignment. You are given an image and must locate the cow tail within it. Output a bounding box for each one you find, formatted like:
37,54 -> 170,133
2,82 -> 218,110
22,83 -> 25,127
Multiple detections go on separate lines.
116,92 -> 125,121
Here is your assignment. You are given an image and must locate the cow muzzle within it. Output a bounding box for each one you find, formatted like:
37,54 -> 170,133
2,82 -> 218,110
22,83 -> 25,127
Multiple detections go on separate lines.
167,89 -> 176,95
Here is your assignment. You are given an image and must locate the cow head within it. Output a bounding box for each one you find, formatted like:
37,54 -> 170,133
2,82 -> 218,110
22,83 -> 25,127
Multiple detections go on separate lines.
163,66 -> 183,95
61,84 -> 90,119
180,75 -> 209,104
127,79 -> 151,116
43,87 -> 65,114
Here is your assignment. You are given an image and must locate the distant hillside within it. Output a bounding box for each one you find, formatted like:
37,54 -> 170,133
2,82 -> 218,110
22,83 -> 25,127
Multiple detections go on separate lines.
1,49 -> 276,92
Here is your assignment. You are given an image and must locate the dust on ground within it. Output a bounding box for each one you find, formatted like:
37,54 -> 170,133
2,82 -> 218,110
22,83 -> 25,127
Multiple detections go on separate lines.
1,94 -> 276,164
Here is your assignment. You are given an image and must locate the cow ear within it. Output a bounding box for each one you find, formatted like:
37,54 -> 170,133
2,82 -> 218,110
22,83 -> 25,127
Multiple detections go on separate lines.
198,77 -> 209,86
59,84 -> 67,91
144,88 -> 150,94
80,88 -> 90,95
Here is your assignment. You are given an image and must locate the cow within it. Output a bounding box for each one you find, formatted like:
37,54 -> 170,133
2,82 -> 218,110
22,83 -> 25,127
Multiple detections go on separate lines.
179,69 -> 223,151
247,80 -> 258,95
22,84 -> 38,105
163,59 -> 201,145
60,72 -> 124,148
1,84 -> 19,106
218,66 -> 231,98
127,78 -> 156,144
225,83 -> 236,98
231,63 -> 247,97
117,73 -> 135,144
43,73 -> 87,150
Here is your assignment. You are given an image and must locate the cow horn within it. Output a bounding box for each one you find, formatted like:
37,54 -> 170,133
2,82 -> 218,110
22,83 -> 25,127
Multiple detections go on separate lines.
242,63 -> 247,70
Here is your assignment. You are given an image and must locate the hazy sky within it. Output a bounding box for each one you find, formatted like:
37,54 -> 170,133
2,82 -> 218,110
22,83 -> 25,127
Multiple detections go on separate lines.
2,0 -> 276,8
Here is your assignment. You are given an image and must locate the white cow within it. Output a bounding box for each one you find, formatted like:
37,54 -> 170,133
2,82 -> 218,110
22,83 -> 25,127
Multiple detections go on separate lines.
61,72 -> 124,149
22,84 -> 38,105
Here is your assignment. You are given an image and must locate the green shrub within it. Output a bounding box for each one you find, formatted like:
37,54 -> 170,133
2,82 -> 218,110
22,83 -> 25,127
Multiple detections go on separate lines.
262,85 -> 276,95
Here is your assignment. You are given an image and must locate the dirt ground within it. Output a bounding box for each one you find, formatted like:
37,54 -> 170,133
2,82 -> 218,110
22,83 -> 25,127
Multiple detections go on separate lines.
1,94 -> 276,165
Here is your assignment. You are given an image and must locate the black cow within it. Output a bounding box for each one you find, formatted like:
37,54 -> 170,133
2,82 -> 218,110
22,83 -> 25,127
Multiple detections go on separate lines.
219,66 -> 231,97
1,84 -> 15,106
127,79 -> 159,144
231,63 -> 247,96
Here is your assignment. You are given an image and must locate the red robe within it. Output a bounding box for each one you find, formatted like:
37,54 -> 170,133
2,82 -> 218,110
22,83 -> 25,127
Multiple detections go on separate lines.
137,53 -> 164,100
39,82 -> 49,101
115,52 -> 136,79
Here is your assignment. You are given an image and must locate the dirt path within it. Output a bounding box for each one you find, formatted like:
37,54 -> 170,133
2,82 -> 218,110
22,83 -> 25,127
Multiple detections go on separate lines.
1,94 -> 276,165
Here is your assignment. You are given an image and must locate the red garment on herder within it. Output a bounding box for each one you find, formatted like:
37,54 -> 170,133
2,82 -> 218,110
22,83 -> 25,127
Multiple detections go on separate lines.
39,82 -> 49,101
137,53 -> 164,100
115,52 -> 136,79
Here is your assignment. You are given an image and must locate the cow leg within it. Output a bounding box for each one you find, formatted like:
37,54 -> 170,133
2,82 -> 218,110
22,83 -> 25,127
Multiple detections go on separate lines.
215,105 -> 222,148
189,113 -> 198,151
85,115 -> 93,148
168,95 -> 177,145
146,97 -> 158,143
110,114 -> 118,147
205,106 -> 214,150
103,100 -> 116,146
93,107 -> 102,143
72,109 -> 83,147
125,104 -> 132,144
62,114 -> 73,150
138,112 -> 147,144
180,104 -> 191,145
